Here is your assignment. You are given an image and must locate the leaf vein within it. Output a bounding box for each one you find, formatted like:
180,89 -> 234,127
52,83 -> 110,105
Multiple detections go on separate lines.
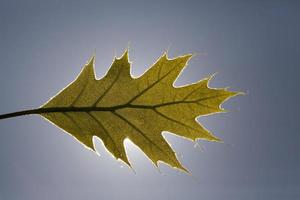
92,69 -> 122,107
153,108 -> 198,132
112,110 -> 174,162
88,112 -> 122,158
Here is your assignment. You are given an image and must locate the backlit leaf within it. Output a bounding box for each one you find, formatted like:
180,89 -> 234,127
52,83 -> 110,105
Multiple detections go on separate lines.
40,50 -> 240,171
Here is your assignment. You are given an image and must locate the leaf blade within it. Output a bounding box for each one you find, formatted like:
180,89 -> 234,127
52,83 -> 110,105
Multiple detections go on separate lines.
40,50 -> 240,171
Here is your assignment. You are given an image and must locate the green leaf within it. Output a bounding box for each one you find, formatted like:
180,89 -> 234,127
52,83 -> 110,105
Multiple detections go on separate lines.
40,50 -> 239,172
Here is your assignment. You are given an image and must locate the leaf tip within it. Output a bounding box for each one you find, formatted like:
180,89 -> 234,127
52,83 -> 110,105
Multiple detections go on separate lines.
119,48 -> 130,62
161,51 -> 168,60
89,55 -> 96,65
77,55 -> 96,80
206,132 -> 223,143
118,157 -> 132,169
156,160 -> 190,174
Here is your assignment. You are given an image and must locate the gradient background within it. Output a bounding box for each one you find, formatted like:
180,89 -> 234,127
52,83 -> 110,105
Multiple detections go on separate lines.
0,0 -> 299,199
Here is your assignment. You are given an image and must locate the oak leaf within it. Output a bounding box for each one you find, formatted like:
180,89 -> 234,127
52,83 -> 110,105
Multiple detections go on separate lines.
38,50 -> 239,171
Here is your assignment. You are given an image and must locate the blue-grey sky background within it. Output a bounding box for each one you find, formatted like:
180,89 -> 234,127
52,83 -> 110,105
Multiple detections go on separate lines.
0,0 -> 299,199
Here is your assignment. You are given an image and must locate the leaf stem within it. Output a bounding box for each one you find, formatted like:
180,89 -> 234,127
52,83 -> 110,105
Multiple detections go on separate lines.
0,108 -> 44,120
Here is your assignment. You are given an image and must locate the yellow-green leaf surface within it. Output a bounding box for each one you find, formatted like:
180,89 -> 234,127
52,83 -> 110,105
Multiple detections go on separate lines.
41,50 -> 239,171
